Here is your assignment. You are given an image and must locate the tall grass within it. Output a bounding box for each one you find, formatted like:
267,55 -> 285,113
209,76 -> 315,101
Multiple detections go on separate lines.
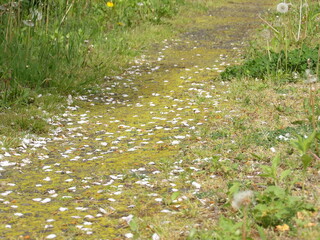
222,0 -> 320,81
0,0 -> 185,107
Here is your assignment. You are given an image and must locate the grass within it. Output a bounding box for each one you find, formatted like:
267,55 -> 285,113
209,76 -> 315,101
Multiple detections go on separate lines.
123,77 -> 319,239
117,1 -> 320,239
0,0 -> 319,239
0,0 -> 194,147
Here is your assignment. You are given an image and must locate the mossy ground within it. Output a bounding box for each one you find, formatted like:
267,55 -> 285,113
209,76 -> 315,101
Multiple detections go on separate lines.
0,0 -> 319,239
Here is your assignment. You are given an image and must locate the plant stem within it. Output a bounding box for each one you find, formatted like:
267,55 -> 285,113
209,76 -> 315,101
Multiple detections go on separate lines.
297,0 -> 302,41
59,0 -> 75,28
258,14 -> 279,34
242,204 -> 248,240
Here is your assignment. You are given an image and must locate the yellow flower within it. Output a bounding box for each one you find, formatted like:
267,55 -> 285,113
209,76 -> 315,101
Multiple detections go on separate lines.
106,2 -> 114,7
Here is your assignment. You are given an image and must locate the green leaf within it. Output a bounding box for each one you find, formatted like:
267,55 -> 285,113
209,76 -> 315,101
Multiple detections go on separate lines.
280,169 -> 291,181
187,228 -> 197,239
171,191 -> 180,202
256,225 -> 267,240
129,218 -> 138,232
271,155 -> 281,169
260,165 -> 272,178
304,131 -> 317,151
228,182 -> 240,198
301,154 -> 312,170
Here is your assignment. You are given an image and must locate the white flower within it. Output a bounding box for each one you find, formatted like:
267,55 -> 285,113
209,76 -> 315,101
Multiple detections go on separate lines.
276,3 -> 289,13
231,190 -> 254,210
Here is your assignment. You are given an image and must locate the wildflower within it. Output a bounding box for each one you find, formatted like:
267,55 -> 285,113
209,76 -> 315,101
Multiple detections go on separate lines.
260,29 -> 271,41
106,2 -> 114,7
276,3 -> 289,13
231,190 -> 254,210
292,72 -> 299,79
22,20 -> 35,27
30,9 -> 43,21
305,69 -> 318,84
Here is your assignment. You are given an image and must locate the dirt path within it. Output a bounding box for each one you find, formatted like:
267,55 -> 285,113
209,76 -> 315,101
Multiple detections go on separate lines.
0,1 -> 273,239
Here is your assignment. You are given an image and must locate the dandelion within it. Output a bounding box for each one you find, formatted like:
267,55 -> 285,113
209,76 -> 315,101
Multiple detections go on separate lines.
305,69 -> 318,84
276,3 -> 289,13
30,9 -> 43,21
232,190 -> 254,240
22,20 -> 35,27
260,29 -> 271,41
106,2 -> 114,7
231,190 -> 254,210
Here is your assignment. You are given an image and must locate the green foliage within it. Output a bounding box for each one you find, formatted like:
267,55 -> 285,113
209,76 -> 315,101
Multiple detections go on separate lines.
291,131 -> 318,170
0,0 -> 186,107
187,217 -> 242,240
164,191 -> 180,205
253,186 -> 313,228
260,155 -> 291,186
221,45 -> 320,80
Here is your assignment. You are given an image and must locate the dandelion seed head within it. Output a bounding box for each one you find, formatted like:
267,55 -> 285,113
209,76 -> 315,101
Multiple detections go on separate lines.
305,69 -> 318,84
261,29 -> 271,41
231,190 -> 254,210
30,9 -> 42,21
276,3 -> 289,13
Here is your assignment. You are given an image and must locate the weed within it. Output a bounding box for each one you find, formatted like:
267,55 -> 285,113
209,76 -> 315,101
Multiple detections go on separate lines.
253,186 -> 314,228
291,131 -> 319,171
260,155 -> 291,186
221,45 -> 320,81
0,0 -> 187,107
